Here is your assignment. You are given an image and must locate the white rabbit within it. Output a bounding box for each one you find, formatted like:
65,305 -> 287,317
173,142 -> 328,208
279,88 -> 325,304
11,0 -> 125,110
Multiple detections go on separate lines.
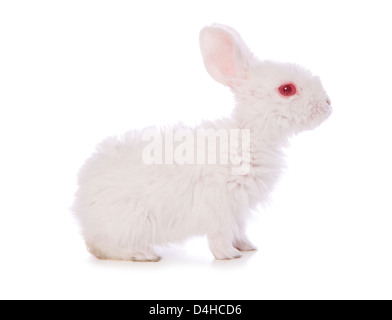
72,24 -> 332,261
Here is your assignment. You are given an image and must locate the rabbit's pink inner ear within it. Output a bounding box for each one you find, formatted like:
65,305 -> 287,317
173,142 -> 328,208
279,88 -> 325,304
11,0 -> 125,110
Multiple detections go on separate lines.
200,28 -> 238,85
213,34 -> 236,79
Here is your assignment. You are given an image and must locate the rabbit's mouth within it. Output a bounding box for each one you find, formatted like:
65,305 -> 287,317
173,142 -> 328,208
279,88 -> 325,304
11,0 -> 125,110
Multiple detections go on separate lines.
310,103 -> 332,120
306,103 -> 332,129
289,102 -> 332,133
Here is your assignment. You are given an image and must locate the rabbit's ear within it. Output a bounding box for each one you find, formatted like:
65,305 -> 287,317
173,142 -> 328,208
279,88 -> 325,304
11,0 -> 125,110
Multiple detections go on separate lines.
200,24 -> 253,89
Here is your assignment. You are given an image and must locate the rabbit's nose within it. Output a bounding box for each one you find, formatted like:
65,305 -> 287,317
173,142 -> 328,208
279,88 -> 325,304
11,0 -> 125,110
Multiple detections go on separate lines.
326,97 -> 331,105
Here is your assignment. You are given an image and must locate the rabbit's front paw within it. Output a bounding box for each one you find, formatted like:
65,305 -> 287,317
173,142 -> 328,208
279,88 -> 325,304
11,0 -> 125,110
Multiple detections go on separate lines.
208,236 -> 242,260
212,246 -> 242,260
233,238 -> 257,251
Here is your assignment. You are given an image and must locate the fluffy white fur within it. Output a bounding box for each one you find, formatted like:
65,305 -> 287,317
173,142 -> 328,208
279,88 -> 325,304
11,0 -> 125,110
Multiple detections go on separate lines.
72,24 -> 332,261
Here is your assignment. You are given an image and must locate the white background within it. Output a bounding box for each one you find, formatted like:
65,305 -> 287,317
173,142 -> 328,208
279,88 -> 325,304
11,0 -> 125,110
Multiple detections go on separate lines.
1,0 -> 391,300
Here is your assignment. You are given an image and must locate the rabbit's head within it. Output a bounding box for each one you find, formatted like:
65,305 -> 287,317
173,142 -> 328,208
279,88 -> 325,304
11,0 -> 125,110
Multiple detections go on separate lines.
200,24 -> 332,136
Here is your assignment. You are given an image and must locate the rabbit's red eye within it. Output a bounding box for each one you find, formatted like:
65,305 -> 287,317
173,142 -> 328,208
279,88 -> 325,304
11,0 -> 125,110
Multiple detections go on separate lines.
278,83 -> 297,97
